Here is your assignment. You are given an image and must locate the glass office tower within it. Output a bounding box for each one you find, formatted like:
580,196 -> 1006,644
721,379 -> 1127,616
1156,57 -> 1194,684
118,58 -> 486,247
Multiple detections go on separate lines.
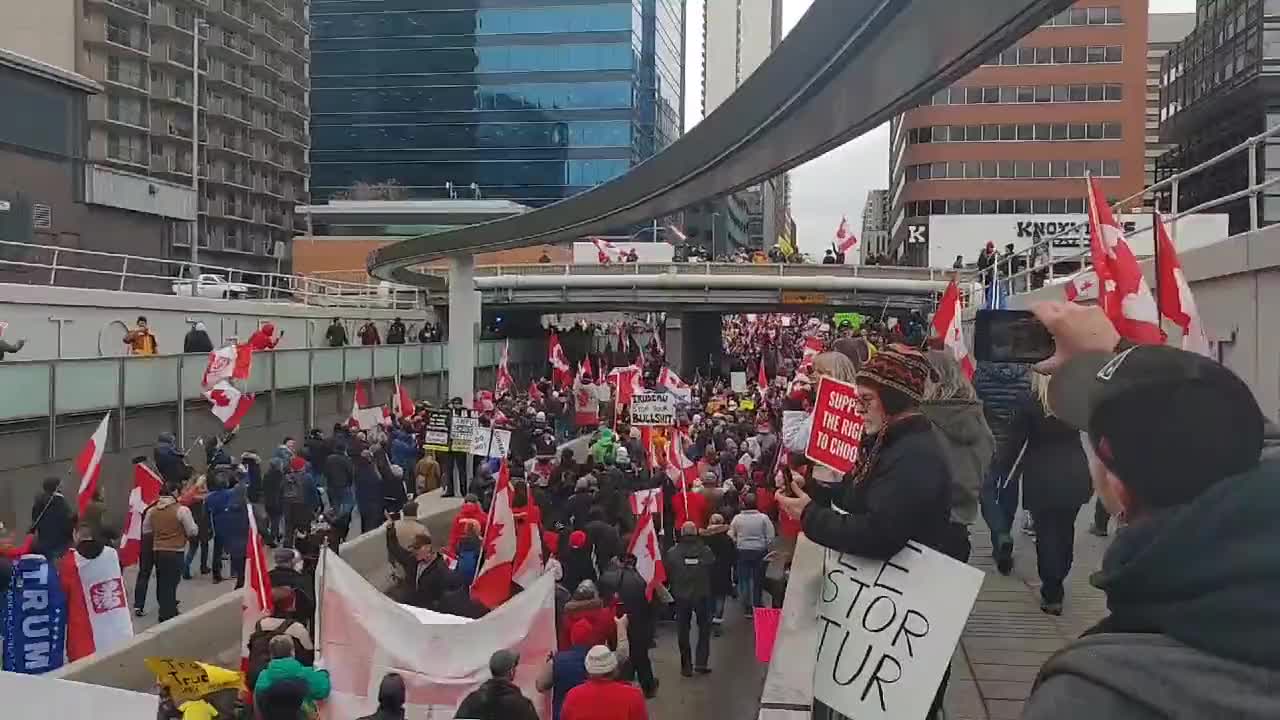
310,1 -> 684,206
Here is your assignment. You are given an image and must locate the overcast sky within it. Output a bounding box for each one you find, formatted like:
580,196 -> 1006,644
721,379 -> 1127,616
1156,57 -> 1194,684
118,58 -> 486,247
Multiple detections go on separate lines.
683,0 -> 1197,257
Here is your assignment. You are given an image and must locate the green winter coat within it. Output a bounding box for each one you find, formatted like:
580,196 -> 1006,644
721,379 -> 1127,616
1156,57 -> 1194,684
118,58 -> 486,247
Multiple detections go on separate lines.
254,657 -> 331,701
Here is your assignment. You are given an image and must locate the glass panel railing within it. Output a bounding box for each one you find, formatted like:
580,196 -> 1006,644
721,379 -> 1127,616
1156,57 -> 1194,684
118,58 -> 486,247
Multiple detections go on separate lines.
56,359 -> 120,414
0,363 -> 51,421
246,351 -> 273,393
274,348 -> 311,390
180,353 -> 208,400
125,355 -> 179,407
373,346 -> 398,378
399,344 -> 423,375
312,347 -> 343,385
344,347 -> 373,382
424,344 -> 444,373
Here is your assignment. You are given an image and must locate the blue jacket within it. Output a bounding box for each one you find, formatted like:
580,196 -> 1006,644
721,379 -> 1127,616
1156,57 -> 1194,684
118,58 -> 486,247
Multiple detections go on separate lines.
973,361 -> 1032,474
551,647 -> 590,720
389,432 -> 418,473
354,458 -> 383,511
206,485 -> 249,555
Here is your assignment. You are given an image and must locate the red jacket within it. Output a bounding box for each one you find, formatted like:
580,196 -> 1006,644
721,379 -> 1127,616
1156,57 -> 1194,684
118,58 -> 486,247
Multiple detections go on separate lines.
448,502 -> 487,553
755,486 -> 778,520
247,325 -> 279,352
558,599 -> 616,651
561,678 -> 649,720
671,490 -> 708,530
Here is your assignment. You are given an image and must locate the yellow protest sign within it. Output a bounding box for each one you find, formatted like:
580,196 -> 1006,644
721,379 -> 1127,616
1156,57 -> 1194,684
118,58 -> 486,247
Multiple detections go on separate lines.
739,398 -> 757,411
145,657 -> 243,704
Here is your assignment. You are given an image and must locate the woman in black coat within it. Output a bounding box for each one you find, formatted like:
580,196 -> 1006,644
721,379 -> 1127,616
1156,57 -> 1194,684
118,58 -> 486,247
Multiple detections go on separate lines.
1003,375 -> 1092,616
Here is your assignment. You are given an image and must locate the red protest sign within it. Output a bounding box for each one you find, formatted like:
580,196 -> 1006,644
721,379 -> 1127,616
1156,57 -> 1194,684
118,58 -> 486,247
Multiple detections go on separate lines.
805,376 -> 864,474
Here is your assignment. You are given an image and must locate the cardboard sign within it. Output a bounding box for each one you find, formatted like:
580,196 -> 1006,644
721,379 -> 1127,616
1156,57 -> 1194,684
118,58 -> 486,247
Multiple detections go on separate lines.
423,410 -> 451,452
449,410 -> 477,453
730,371 -> 748,393
144,658 -> 243,704
806,376 -> 864,474
629,392 -> 675,426
469,426 -> 512,458
813,543 -> 983,720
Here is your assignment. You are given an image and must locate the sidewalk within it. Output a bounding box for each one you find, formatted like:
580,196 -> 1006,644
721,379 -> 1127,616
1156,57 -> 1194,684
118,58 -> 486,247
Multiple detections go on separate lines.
945,505 -> 1113,720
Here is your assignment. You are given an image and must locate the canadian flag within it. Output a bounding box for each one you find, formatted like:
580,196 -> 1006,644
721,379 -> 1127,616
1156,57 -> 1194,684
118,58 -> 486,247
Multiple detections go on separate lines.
657,366 -> 688,394
627,510 -> 666,600
475,389 -> 497,413
528,380 -> 544,404
591,237 -> 621,264
119,462 -> 163,567
667,430 -> 698,490
511,515 -> 544,591
205,380 -> 256,431
1154,212 -> 1212,357
548,332 -> 573,388
757,355 -> 769,389
629,487 -> 663,517
348,382 -> 386,430
1085,176 -> 1164,344
576,354 -> 593,383
1064,270 -> 1099,303
202,343 -> 253,390
74,412 -> 111,515
496,340 -> 515,396
240,505 -> 274,672
606,365 -> 643,407
931,280 -> 975,379
834,216 -> 858,254
393,381 -> 414,418
798,336 -> 824,373
59,543 -> 133,661
472,461 -> 517,609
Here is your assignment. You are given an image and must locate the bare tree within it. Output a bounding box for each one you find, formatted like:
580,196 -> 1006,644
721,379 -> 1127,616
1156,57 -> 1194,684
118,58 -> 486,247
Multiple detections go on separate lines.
332,179 -> 408,201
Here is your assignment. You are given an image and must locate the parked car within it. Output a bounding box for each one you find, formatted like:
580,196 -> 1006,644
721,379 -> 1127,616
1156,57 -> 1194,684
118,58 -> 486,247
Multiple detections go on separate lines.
172,273 -> 250,299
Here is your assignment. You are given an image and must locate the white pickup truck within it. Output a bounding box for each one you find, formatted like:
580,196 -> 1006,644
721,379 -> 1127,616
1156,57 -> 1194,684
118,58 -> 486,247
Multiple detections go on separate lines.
171,273 -> 250,299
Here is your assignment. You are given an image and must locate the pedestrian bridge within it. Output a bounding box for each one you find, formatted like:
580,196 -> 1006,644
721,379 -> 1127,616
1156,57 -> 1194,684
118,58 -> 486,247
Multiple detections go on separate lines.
426,263 -> 974,314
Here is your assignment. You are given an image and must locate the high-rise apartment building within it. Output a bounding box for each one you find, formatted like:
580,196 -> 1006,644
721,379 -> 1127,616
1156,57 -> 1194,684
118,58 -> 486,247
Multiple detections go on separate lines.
1145,12 -> 1194,189
309,1 -> 684,208
861,189 -> 891,263
701,0 -> 789,254
888,1 -> 1151,266
0,0 -> 311,274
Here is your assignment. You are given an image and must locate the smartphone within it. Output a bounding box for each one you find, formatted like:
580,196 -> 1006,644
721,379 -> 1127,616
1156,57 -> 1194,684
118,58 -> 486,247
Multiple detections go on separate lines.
973,310 -> 1055,364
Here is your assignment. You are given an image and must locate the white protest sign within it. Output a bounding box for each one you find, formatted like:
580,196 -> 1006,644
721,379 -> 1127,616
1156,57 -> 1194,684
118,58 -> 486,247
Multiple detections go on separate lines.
629,391 -> 675,426
469,426 -> 512,459
813,542 -> 983,720
450,410 -> 478,453
730,371 -> 748,393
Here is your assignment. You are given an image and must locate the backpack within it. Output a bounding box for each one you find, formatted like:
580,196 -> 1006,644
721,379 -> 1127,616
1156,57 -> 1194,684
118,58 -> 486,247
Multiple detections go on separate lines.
281,472 -> 305,506
245,618 -> 297,690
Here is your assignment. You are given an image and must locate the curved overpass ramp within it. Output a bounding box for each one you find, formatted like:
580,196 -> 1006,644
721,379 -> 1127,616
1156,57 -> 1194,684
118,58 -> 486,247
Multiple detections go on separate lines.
370,0 -> 1073,286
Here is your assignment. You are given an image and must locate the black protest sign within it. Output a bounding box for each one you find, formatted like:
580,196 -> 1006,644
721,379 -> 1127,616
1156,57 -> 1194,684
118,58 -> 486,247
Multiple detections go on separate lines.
423,410 -> 451,452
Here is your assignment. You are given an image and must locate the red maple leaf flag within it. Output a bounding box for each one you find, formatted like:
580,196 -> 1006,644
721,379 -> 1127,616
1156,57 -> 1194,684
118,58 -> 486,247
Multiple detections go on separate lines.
1065,270 -> 1099,303
798,336 -> 824,374
348,381 -> 384,429
577,355 -> 593,384
606,365 -> 643,407
627,510 -> 666,601
240,505 -> 274,672
119,462 -> 163,567
931,280 -> 976,379
591,237 -> 620,264
393,381 -> 414,418
528,380 -> 545,404
495,340 -> 515,396
472,461 -> 517,609
835,215 -> 858,253
74,412 -> 112,515
1085,176 -> 1163,344
511,513 -> 544,591
1154,212 -> 1212,357
205,380 -> 255,431
657,366 -> 688,394
548,332 -> 573,388
202,343 -> 253,390
757,355 -> 769,389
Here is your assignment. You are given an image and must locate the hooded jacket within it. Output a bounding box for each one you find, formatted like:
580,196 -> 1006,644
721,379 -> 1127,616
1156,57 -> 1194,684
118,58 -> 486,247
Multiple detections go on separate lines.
664,534 -> 715,602
1004,396 -> 1090,512
1024,460 -> 1280,719
922,399 -> 994,525
454,677 -> 539,720
972,361 -> 1031,474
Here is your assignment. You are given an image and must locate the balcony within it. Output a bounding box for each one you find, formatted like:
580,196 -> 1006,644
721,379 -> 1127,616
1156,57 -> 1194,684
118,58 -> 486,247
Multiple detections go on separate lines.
151,81 -> 194,106
209,165 -> 252,189
152,5 -> 195,34
252,113 -> 284,137
207,62 -> 253,92
207,100 -> 252,127
162,121 -> 195,140
105,144 -> 149,168
255,50 -> 285,78
104,67 -> 148,95
88,0 -> 150,20
208,29 -> 253,61
261,0 -> 285,17
217,0 -> 255,31
253,15 -> 284,46
89,100 -> 150,131
264,210 -> 285,227
209,132 -> 251,157
280,124 -> 306,147
91,22 -> 151,57
281,63 -> 307,89
150,154 -> 194,176
284,36 -> 307,61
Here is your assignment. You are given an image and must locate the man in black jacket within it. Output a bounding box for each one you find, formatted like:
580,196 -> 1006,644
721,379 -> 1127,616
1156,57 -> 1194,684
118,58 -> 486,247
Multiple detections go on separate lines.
384,525 -> 460,612
666,522 -> 716,676
601,553 -> 658,698
325,319 -> 348,347
973,360 -> 1031,573
183,322 -> 214,353
454,649 -> 539,720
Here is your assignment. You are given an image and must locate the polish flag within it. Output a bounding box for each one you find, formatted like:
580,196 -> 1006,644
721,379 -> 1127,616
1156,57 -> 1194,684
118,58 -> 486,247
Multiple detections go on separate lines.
511,516 -> 544,591
1154,213 -> 1212,357
834,216 -> 858,254
496,340 -> 515,396
472,461 -> 517,609
202,343 -> 252,390
1064,270 -> 1099,303
393,381 -> 414,418
606,365 -> 643,407
548,332 -> 573,388
657,366 -> 688,394
1085,176 -> 1164,344
798,336 -> 824,373
74,412 -> 111,515
119,462 -> 163,567
626,510 -> 666,601
348,382 -> 385,430
59,543 -> 133,661
931,280 -> 975,379
240,506 -> 274,672
205,380 -> 255,431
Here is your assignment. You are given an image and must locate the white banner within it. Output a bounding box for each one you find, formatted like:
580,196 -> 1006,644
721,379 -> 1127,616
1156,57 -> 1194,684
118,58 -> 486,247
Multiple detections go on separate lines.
730,371 -> 748,393
469,427 -> 512,458
317,549 -> 556,720
0,671 -> 157,720
812,543 -> 983,720
628,392 -> 675,426
757,536 -> 826,719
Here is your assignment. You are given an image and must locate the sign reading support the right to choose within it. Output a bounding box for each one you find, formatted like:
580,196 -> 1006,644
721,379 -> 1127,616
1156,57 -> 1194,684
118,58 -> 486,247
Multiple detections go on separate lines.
806,376 -> 864,474
813,542 -> 984,720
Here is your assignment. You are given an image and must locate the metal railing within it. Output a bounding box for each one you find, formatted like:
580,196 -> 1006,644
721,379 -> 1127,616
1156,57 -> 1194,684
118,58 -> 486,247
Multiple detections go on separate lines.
960,121 -> 1280,307
419,262 -> 975,283
0,239 -> 422,310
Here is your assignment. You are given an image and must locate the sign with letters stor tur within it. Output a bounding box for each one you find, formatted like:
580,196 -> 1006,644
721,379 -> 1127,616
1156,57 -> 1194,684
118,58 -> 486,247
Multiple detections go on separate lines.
805,376 -> 864,474
813,543 -> 983,720
629,392 -> 675,426
423,409 -> 451,452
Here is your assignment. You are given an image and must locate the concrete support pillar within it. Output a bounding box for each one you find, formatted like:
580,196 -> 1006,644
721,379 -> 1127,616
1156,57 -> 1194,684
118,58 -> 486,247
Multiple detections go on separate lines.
664,315 -> 686,377
446,254 -> 478,404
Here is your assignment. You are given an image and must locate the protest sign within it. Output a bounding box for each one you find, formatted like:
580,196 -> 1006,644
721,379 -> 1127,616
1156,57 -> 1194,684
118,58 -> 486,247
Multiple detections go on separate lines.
2,555 -> 66,674
423,409 -> 451,452
730,371 -> 748,393
450,410 -> 478,453
317,549 -> 555,719
470,426 -> 512,459
629,392 -> 675,426
805,376 -> 864,474
756,536 -> 827,719
813,542 -> 983,720
0,671 -> 157,720
144,658 -> 243,704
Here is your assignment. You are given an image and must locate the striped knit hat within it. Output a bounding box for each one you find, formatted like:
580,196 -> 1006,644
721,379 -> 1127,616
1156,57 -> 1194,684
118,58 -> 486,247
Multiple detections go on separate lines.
855,344 -> 935,403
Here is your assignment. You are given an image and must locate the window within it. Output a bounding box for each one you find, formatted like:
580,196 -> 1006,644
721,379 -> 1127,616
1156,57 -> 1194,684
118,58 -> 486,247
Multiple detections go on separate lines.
1087,46 -> 1107,63
1069,8 -> 1088,26
1019,47 -> 1036,65
1035,47 -> 1053,64
983,124 -> 999,141
1105,46 -> 1123,62
1105,84 -> 1123,100
1053,84 -> 1069,102
1087,7 -> 1107,24
1069,84 -> 1087,101
999,199 -> 1016,213
1017,85 -> 1035,103
1070,46 -> 1087,63
983,86 -> 1000,103
998,160 -> 1015,178
1032,199 -> 1050,213
1087,84 -> 1104,101
1015,161 -> 1032,178
1015,199 -> 1032,213
982,160 -> 997,178
1000,124 -> 1016,140
1087,123 -> 1104,140
1051,160 -> 1067,178
981,199 -> 998,214
1017,124 -> 1034,140
966,125 -> 983,141
1050,198 -> 1067,213
1035,123 -> 1051,140
1105,7 -> 1123,24
1103,159 -> 1121,176
1052,123 -> 1069,140
1103,122 -> 1122,139
1000,86 -> 1017,103
1053,46 -> 1071,64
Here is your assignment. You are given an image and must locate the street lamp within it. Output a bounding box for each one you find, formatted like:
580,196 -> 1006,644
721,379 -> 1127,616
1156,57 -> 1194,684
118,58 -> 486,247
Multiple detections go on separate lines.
190,18 -> 208,276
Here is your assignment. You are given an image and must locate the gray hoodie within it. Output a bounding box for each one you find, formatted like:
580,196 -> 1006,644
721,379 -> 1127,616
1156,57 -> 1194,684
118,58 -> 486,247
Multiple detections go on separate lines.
922,400 -> 994,525
1023,458 -> 1280,719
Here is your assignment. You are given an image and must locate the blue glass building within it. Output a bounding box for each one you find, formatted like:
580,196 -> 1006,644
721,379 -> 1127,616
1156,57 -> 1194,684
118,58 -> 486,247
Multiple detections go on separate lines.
310,1 -> 685,206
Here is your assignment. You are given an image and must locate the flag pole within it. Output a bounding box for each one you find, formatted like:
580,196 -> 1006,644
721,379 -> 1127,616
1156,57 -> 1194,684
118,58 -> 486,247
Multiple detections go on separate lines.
313,546 -> 326,663
1152,209 -> 1164,339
